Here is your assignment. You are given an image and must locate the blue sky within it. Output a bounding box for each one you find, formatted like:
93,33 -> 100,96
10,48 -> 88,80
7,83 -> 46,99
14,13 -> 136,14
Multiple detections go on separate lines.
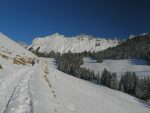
0,0 -> 150,44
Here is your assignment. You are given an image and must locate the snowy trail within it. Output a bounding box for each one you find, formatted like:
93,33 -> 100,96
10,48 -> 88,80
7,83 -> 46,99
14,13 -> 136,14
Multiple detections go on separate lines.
30,58 -> 149,113
29,59 -> 61,113
0,58 -> 149,113
0,67 -> 32,113
3,69 -> 33,113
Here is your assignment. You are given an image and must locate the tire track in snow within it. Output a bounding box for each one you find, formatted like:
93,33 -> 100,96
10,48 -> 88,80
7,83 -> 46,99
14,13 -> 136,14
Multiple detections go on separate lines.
28,73 -> 34,113
0,68 -> 30,113
3,69 -> 34,113
3,76 -> 23,113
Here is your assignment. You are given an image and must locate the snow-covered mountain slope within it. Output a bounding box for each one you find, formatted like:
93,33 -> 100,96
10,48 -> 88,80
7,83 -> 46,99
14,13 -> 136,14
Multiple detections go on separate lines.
2,58 -> 149,113
0,32 -> 149,113
81,57 -> 150,78
17,41 -> 28,48
27,33 -> 119,53
0,32 -> 35,58
0,32 -> 36,76
0,32 -> 36,112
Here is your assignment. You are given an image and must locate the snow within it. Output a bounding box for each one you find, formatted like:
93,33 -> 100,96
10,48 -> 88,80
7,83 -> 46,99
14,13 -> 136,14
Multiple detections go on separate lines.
0,33 -> 149,113
0,32 -> 36,113
0,32 -> 35,58
81,57 -> 150,78
17,41 -> 28,48
28,58 -> 149,113
0,57 -> 150,113
27,33 -> 119,53
3,68 -> 33,113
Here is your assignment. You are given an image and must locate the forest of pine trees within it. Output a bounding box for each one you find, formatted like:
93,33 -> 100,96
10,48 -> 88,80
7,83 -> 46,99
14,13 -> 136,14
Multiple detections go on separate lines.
100,68 -> 118,90
92,34 -> 150,64
135,77 -> 150,100
101,69 -> 150,100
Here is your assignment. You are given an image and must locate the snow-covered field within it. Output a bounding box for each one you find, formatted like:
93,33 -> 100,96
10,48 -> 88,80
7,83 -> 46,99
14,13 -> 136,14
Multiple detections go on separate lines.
81,57 -> 150,78
0,33 -> 150,113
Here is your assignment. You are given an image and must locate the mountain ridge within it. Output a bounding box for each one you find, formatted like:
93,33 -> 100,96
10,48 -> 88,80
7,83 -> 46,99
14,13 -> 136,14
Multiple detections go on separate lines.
27,33 -> 120,53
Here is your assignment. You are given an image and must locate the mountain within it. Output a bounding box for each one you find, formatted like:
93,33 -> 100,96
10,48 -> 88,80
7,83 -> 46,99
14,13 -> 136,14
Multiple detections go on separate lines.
0,32 -> 36,75
27,33 -> 119,53
0,32 -> 34,58
17,41 -> 28,48
0,32 -> 149,113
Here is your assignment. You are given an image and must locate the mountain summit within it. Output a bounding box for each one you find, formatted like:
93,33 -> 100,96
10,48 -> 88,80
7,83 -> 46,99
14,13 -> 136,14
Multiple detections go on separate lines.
27,33 -> 119,53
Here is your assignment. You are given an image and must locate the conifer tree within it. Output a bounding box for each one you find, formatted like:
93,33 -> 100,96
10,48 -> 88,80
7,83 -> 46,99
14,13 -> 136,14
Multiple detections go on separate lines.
135,78 -> 149,100
110,73 -> 118,90
100,68 -> 109,85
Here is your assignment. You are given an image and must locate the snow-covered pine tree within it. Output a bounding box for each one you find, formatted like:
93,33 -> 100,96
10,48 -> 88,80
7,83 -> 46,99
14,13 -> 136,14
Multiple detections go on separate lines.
105,72 -> 112,87
135,78 -> 149,100
100,68 -> 109,85
147,76 -> 150,99
110,73 -> 118,90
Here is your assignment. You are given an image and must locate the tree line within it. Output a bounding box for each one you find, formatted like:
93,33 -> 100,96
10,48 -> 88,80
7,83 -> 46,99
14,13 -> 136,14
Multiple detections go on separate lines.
56,52 -> 150,100
91,34 -> 150,64
100,69 -> 150,100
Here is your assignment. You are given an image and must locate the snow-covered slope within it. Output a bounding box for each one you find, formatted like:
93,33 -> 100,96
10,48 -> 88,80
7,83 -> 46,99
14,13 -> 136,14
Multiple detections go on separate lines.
29,58 -> 149,113
0,32 -> 36,112
0,32 -> 36,76
2,58 -> 149,113
0,32 -> 34,58
0,32 -> 149,113
81,57 -> 150,78
27,33 -> 119,53
17,41 -> 28,48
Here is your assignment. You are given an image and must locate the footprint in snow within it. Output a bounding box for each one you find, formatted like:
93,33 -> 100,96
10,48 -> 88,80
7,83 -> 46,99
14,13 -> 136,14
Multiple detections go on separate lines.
67,103 -> 76,112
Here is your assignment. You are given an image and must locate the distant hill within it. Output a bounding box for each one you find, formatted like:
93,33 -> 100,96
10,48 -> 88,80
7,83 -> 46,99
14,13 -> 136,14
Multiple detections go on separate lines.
93,33 -> 150,64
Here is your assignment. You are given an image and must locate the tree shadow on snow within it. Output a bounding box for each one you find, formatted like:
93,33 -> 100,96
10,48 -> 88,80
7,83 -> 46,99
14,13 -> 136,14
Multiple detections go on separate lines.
133,98 -> 150,108
129,59 -> 148,65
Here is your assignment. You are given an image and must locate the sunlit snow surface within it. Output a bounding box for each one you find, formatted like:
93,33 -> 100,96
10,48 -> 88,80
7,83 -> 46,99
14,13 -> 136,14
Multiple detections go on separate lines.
0,33 -> 149,113
81,57 -> 150,79
27,33 -> 119,53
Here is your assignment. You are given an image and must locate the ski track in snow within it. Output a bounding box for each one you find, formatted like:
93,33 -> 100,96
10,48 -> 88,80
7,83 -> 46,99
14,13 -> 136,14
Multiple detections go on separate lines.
1,68 -> 33,113
0,68 -> 30,113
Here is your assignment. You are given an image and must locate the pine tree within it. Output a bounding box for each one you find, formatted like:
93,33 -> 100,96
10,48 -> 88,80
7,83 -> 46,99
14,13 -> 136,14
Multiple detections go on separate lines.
119,72 -> 138,94
135,78 -> 149,100
147,76 -> 150,99
122,72 -> 130,93
110,73 -> 118,90
120,84 -> 125,92
100,68 -> 109,85
95,72 -> 100,83
105,72 -> 112,87
119,75 -> 124,91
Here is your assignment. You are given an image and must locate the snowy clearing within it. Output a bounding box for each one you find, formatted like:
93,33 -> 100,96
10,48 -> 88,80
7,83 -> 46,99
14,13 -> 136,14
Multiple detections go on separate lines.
81,57 -> 150,78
